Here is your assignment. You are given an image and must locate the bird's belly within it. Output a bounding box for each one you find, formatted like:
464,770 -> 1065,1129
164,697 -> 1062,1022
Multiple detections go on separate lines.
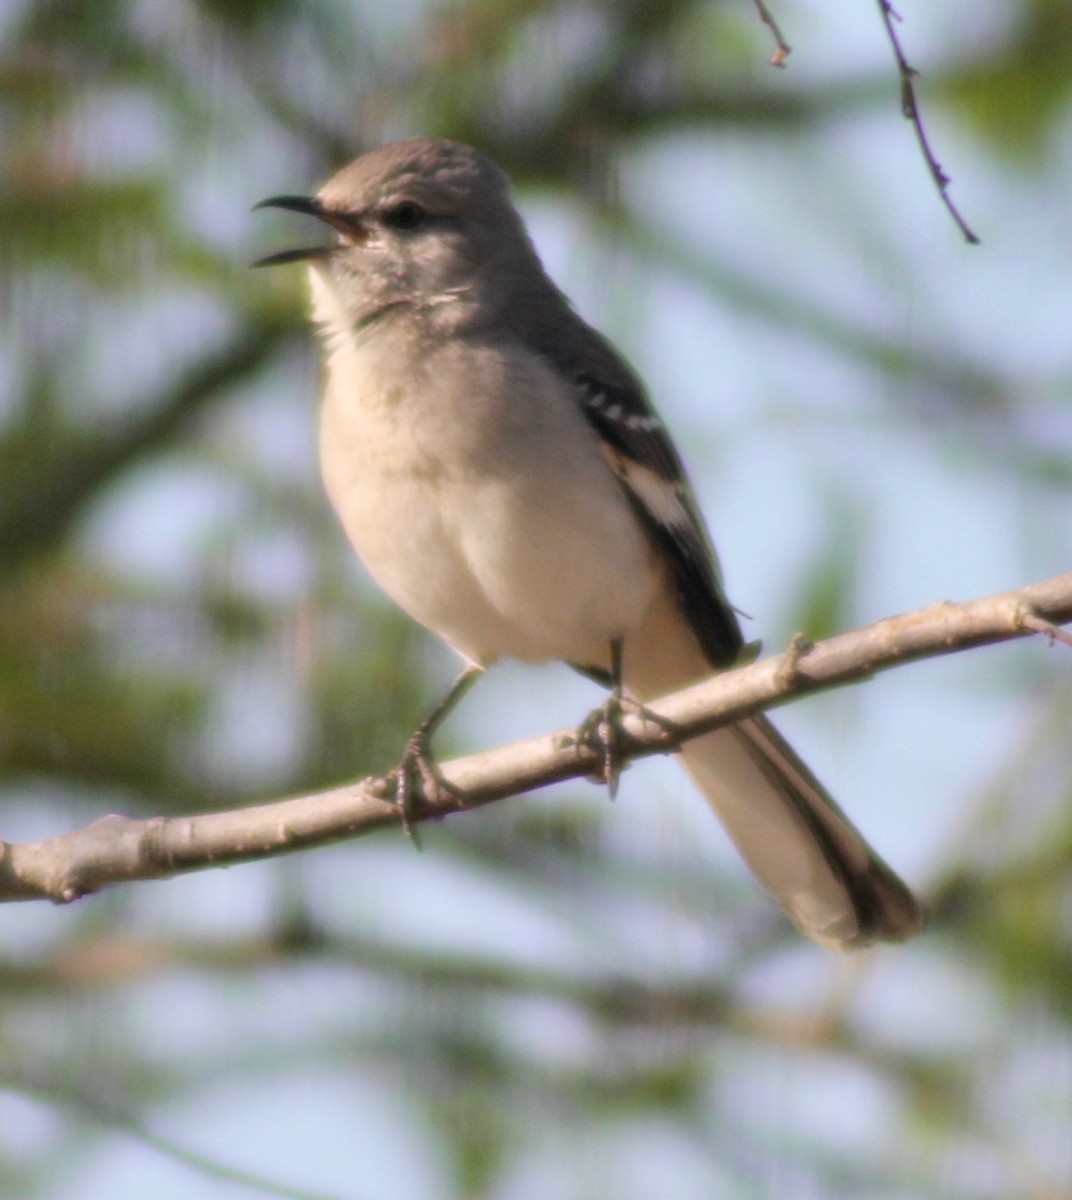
318,388 -> 660,667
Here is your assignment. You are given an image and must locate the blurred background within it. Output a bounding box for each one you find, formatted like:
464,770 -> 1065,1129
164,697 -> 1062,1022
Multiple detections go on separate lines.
2,0 -> 1071,1197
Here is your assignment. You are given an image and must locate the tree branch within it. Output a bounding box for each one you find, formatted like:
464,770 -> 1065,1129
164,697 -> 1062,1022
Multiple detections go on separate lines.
875,0 -> 980,245
2,572 -> 1070,905
750,0 -> 792,68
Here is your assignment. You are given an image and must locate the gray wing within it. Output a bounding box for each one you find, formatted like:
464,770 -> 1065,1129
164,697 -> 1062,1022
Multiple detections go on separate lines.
531,319 -> 744,670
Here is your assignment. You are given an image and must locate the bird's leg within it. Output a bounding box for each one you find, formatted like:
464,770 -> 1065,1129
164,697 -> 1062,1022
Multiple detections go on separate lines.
392,664 -> 484,836
579,640 -> 682,798
580,639 -> 630,798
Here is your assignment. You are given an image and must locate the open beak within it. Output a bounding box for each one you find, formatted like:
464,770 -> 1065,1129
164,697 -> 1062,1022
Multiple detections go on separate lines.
251,194 -> 365,268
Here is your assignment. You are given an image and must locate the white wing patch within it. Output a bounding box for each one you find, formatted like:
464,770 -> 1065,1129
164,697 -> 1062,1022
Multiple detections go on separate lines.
583,389 -> 663,434
598,443 -> 693,534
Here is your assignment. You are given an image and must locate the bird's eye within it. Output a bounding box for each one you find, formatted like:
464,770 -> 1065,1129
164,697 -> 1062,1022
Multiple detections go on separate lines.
382,201 -> 428,231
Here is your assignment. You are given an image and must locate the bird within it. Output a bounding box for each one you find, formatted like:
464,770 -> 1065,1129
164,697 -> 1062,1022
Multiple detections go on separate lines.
253,136 -> 921,951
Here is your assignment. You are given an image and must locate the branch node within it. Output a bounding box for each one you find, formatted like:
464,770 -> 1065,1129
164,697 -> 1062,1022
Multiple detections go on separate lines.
775,633 -> 814,690
367,773 -> 394,801
1018,608 -> 1072,650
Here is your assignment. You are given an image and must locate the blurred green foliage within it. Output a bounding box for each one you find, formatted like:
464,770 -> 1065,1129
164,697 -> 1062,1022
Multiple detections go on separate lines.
1,2 -> 1071,1199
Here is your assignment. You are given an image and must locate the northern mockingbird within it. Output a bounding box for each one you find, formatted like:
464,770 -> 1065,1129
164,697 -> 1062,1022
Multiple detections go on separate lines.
254,137 -> 921,951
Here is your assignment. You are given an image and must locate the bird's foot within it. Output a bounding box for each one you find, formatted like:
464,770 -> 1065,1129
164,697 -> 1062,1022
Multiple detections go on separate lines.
578,689 -> 642,798
388,727 -> 460,845
579,686 -> 683,798
379,665 -> 484,844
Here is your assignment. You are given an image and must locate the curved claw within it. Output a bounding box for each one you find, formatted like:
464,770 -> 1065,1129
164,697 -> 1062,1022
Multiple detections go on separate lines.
579,689 -> 680,799
580,689 -> 629,798
386,665 -> 485,843
391,728 -> 455,844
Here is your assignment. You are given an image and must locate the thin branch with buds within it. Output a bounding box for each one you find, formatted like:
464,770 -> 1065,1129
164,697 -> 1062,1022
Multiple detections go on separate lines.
751,0 -> 792,67
1,572 -> 1069,905
876,0 -> 980,244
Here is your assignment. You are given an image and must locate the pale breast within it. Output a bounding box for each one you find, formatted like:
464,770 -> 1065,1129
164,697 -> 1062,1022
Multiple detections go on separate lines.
316,327 -> 662,667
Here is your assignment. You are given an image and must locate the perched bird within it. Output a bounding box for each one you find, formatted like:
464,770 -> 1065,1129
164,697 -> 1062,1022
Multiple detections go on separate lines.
254,137 -> 921,951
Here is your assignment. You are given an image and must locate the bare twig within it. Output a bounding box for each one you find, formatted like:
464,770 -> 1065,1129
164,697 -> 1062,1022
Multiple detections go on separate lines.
875,0 -> 980,245
751,0 -> 792,67
1,572 -> 1069,905
1018,611 -> 1072,650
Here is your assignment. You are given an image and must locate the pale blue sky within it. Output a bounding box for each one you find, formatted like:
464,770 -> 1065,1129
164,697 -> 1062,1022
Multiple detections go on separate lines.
3,1 -> 1071,1196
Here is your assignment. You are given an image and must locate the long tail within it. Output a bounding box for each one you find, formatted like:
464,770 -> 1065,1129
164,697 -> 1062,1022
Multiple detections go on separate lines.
625,594 -> 921,951
677,713 -> 921,950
